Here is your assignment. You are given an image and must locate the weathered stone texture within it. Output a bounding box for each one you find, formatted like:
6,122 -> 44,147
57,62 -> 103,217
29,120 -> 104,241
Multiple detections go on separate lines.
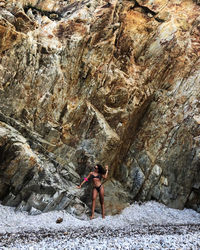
0,0 -> 199,215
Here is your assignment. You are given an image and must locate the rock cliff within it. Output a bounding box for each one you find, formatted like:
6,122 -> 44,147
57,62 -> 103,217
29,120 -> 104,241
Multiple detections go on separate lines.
0,0 -> 199,215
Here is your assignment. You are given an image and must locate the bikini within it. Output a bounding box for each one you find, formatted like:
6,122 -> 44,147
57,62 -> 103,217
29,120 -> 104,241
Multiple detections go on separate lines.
91,174 -> 102,192
94,185 -> 102,192
91,174 -> 101,180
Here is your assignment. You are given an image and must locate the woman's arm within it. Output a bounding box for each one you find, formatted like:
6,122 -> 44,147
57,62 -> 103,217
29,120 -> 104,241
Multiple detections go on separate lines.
77,172 -> 91,188
102,165 -> 109,179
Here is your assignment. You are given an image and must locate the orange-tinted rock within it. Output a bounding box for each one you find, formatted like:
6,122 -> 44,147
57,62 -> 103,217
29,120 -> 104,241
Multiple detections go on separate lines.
0,0 -> 199,215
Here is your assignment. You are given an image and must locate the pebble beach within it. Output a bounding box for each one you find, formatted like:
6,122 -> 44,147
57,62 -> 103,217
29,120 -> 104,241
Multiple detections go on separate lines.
0,201 -> 200,249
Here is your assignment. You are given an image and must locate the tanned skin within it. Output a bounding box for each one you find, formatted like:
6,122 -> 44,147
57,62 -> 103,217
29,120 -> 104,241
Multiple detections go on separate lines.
77,165 -> 108,219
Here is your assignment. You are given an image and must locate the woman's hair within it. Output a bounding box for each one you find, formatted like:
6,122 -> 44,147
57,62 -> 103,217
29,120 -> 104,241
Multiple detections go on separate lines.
96,164 -> 106,174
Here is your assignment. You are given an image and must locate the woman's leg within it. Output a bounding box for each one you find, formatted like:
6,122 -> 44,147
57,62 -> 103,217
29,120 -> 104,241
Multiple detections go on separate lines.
91,188 -> 98,219
99,186 -> 105,218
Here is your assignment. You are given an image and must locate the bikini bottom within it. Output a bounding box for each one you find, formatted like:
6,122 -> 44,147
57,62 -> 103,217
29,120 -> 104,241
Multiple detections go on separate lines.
94,184 -> 102,193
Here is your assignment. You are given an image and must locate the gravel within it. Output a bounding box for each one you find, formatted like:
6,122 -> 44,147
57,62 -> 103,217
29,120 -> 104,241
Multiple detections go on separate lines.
0,201 -> 200,249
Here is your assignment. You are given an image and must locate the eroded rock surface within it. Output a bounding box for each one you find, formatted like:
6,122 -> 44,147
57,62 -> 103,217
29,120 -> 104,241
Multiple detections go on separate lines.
0,0 -> 199,215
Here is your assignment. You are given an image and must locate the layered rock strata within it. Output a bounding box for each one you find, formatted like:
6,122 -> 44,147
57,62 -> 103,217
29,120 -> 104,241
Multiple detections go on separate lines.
0,0 -> 199,215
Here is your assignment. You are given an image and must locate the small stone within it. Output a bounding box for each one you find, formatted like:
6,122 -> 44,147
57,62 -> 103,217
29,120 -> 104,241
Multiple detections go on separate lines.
56,217 -> 63,224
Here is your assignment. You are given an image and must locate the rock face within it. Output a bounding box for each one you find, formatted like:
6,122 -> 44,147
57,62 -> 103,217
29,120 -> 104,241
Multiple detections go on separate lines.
0,0 -> 199,215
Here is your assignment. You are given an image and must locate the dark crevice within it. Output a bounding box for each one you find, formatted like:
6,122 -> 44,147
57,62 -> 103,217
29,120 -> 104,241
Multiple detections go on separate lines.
24,5 -> 62,21
191,187 -> 200,194
24,0 -> 90,21
131,0 -> 157,16
0,144 -> 17,201
21,168 -> 35,191
194,0 -> 200,5
102,2 -> 112,8
0,144 -> 17,169
155,17 -> 165,23
0,184 -> 10,201
59,103 -> 68,123
130,0 -> 165,23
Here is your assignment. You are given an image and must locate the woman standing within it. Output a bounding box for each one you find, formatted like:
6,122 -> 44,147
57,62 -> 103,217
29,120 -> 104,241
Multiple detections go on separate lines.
77,164 -> 109,219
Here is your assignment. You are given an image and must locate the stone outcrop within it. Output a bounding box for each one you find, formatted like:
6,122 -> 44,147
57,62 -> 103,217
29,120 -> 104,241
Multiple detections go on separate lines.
0,119 -> 87,216
0,0 -> 199,215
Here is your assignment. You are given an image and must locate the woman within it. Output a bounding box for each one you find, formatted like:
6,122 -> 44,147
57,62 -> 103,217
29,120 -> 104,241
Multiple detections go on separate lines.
77,164 -> 109,219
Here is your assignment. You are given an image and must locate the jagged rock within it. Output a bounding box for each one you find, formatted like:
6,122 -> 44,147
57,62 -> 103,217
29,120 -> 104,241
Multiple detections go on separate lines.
0,121 -> 87,214
0,0 -> 199,215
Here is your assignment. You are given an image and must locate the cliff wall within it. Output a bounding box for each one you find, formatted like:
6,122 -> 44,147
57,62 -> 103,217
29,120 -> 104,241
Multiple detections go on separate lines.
0,0 -> 199,215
